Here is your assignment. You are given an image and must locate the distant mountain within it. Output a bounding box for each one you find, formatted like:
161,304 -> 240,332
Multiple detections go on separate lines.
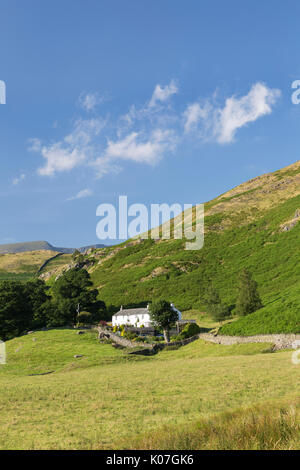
0,240 -> 106,254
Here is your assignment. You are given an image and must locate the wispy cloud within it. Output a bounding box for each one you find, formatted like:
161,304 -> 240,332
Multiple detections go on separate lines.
183,82 -> 281,144
29,81 -> 281,181
30,81 -> 179,179
67,188 -> 93,201
78,92 -> 105,112
12,173 -> 26,185
93,129 -> 177,177
30,118 -> 105,176
149,79 -> 178,107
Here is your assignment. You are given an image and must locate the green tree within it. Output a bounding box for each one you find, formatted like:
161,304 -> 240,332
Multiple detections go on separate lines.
24,279 -> 50,323
149,300 -> 178,343
236,269 -> 262,316
0,281 -> 31,340
52,268 -> 105,325
204,284 -> 230,323
72,249 -> 80,260
77,311 -> 93,325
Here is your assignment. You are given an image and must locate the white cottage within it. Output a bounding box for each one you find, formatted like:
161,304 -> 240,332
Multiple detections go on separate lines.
112,303 -> 182,328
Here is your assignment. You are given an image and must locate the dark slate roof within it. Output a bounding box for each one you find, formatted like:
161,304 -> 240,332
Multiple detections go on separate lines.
112,308 -> 149,318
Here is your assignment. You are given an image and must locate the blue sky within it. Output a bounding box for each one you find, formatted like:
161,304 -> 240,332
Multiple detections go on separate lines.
1,0 -> 300,247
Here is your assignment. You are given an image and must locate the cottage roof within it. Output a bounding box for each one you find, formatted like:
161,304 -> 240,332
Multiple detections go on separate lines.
112,307 -> 149,318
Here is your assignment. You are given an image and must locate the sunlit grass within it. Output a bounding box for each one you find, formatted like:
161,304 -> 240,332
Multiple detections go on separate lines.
127,400 -> 300,450
0,329 -> 299,449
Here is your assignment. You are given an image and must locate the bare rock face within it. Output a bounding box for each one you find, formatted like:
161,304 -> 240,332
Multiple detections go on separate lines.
295,209 -> 300,218
281,208 -> 300,232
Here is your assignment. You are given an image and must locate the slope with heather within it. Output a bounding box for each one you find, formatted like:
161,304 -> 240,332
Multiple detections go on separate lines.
2,160 -> 300,333
32,160 -> 300,334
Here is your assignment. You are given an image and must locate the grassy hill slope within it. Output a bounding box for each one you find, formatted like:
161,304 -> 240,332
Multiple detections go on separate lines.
36,160 -> 300,333
0,250 -> 59,281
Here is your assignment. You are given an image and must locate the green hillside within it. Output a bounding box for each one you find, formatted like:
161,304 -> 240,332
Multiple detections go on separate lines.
38,160 -> 300,333
2,160 -> 300,334
0,250 -> 59,281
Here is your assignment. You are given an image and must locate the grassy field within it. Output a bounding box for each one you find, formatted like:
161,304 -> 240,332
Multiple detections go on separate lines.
0,250 -> 57,281
0,328 -> 299,450
182,309 -> 234,330
39,253 -> 72,274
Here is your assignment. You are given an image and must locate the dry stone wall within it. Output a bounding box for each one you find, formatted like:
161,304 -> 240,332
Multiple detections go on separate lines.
198,333 -> 300,350
97,327 -> 300,351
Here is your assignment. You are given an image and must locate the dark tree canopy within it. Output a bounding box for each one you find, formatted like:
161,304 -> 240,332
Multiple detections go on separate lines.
52,268 -> 106,325
236,269 -> 262,317
204,284 -> 230,323
0,279 -> 50,340
149,299 -> 178,342
0,268 -> 106,340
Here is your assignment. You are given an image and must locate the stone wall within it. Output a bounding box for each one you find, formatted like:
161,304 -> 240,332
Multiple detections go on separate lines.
97,327 -> 300,352
97,327 -> 201,351
37,252 -> 64,274
97,327 -> 154,350
198,333 -> 300,350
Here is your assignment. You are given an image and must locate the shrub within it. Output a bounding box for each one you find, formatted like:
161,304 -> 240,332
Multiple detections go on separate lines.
236,269 -> 262,317
177,322 -> 201,340
123,331 -> 138,341
77,311 -> 93,325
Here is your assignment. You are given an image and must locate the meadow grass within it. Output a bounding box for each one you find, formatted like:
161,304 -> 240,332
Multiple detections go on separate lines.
38,254 -> 72,274
0,329 -> 299,449
127,400 -> 300,450
0,250 -> 56,281
0,328 -> 142,376
182,309 -> 233,330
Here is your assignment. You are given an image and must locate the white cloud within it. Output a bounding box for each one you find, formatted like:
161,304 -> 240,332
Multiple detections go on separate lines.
30,118 -> 105,176
183,82 -> 281,144
218,83 -> 281,143
92,129 -> 177,177
28,138 -> 42,153
149,79 -> 178,107
78,92 -> 104,112
67,188 -> 93,201
12,173 -> 26,185
183,102 -> 211,133
106,130 -> 175,163
38,145 -> 87,176
31,82 -> 281,181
